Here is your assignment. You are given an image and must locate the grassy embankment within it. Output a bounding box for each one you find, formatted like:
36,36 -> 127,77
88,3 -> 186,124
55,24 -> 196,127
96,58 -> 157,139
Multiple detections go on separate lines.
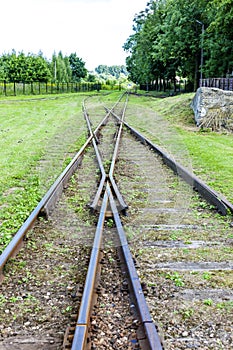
126,92 -> 233,205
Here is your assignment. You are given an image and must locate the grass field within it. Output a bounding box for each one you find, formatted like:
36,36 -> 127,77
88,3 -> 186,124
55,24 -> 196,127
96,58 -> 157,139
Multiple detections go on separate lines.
0,93 -> 88,250
0,91 -> 232,251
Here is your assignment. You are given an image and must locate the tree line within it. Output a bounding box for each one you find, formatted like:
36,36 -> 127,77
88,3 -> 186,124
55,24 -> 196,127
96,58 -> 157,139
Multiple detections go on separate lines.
0,50 -> 129,85
0,51 -> 87,83
123,0 -> 233,91
95,65 -> 128,79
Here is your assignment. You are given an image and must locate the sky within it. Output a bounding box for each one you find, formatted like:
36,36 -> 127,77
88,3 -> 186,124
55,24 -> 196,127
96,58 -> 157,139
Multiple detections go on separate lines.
1,0 -> 148,70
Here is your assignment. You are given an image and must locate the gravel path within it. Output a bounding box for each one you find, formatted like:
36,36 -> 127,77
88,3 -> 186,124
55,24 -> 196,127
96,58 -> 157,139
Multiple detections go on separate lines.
90,243 -> 140,350
116,130 -> 233,350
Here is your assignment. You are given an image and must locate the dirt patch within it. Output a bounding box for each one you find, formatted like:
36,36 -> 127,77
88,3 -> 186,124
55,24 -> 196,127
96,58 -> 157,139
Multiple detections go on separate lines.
142,240 -> 222,249
151,261 -> 233,271
175,288 -> 233,302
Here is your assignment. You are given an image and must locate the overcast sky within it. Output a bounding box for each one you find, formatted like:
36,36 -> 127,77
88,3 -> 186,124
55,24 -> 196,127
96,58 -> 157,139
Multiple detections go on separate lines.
1,0 -> 148,70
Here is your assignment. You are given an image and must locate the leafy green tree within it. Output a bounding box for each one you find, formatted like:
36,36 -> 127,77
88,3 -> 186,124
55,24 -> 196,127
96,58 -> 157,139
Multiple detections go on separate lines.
0,64 -> 5,80
69,53 -> 87,82
0,53 -> 8,80
123,1 -> 165,85
26,54 -> 51,82
123,0 -> 213,90
95,65 -> 128,78
204,0 -> 233,77
154,0 -> 211,89
56,51 -> 71,82
87,73 -> 97,82
50,52 -> 72,83
95,65 -> 109,75
0,50 -> 51,82
64,56 -> 72,81
3,51 -> 25,82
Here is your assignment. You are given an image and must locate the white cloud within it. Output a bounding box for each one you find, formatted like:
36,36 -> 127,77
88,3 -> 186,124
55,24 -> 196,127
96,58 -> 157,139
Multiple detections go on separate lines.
0,0 -> 148,70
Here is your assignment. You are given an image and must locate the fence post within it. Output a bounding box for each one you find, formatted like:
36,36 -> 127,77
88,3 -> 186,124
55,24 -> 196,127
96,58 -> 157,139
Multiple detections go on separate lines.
4,80 -> 7,96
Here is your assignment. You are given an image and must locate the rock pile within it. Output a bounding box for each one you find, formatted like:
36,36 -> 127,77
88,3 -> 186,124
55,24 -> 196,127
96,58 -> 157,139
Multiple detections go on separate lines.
191,87 -> 233,131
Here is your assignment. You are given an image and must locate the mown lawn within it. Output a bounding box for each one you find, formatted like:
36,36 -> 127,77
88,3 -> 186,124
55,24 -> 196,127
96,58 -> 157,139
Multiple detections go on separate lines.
0,93 -> 88,250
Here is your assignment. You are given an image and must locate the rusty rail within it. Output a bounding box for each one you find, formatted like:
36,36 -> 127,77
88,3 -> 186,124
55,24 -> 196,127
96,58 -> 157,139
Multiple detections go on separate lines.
71,189 -> 108,350
71,96 -> 163,349
108,107 -> 233,216
0,110 -> 116,277
107,182 -> 163,350
71,182 -> 163,350
0,140 -> 88,278
108,93 -> 129,213
83,94 -> 128,213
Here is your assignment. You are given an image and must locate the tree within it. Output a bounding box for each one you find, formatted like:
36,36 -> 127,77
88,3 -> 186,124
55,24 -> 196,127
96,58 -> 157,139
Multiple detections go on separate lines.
95,65 -> 108,75
0,50 -> 51,82
69,53 -> 87,82
26,54 -> 51,82
95,65 -> 128,79
87,73 -> 97,82
123,0 -> 215,91
123,1 -> 166,85
50,52 -> 72,83
154,0 -> 211,89
204,0 -> 233,77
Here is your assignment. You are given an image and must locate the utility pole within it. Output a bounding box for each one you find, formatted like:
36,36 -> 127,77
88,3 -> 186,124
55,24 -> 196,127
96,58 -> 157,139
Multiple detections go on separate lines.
196,20 -> 204,82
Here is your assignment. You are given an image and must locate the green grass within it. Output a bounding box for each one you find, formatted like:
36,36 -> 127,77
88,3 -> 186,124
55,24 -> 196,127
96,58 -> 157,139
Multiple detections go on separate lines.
178,129 -> 233,197
0,90 -> 232,251
0,93 -> 88,251
127,93 -> 233,203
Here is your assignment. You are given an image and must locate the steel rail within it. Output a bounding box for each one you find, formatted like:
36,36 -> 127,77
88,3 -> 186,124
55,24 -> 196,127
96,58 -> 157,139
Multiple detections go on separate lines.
0,139 -> 89,278
82,95 -> 127,212
83,104 -> 107,211
71,181 -> 163,350
108,93 -> 129,213
72,94 -> 162,349
0,109 -> 115,277
106,182 -> 163,350
71,188 -> 108,350
108,108 -> 232,216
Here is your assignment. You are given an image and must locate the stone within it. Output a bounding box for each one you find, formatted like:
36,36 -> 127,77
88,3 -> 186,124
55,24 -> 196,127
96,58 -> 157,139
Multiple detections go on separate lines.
182,331 -> 189,337
191,87 -> 233,131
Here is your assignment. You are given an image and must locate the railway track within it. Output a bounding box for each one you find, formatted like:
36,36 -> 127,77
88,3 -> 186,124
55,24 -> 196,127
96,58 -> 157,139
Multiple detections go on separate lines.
0,92 -> 232,349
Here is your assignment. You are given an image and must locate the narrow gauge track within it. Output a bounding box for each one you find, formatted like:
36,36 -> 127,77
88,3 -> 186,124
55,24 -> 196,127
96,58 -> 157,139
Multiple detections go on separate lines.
69,93 -> 162,350
0,92 -> 232,350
